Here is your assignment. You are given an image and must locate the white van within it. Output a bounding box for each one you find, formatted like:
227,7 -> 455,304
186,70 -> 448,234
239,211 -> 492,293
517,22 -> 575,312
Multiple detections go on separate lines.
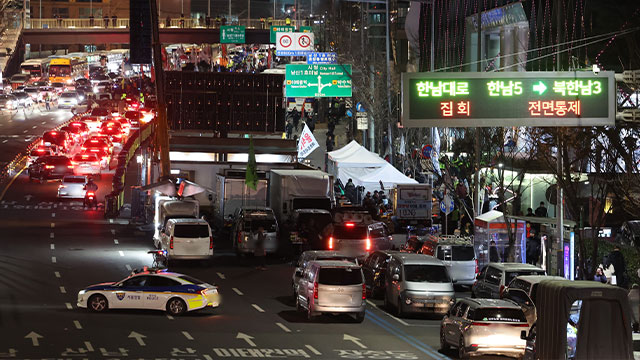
160,218 -> 213,262
435,239 -> 478,286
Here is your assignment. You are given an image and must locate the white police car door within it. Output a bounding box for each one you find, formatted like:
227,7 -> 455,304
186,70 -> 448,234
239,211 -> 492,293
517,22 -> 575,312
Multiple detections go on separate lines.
144,275 -> 182,310
111,275 -> 148,309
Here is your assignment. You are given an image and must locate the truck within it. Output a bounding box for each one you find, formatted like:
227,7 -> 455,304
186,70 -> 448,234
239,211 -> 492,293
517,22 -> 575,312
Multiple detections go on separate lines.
390,184 -> 433,230
152,195 -> 199,247
268,169 -> 333,226
214,174 -> 268,228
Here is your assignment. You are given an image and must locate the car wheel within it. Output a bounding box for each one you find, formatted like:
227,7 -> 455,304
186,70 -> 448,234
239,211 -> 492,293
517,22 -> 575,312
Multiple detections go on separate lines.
396,297 -> 404,317
166,298 -> 187,316
458,337 -> 467,359
88,294 -> 108,312
440,328 -> 450,351
355,311 -> 365,323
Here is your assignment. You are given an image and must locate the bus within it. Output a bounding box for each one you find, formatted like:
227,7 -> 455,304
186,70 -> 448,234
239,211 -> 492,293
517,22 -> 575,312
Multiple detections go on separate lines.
48,56 -> 88,84
20,58 -> 49,79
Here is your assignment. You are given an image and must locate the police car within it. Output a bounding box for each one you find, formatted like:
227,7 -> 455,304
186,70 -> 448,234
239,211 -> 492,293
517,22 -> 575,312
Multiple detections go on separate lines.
77,268 -> 220,315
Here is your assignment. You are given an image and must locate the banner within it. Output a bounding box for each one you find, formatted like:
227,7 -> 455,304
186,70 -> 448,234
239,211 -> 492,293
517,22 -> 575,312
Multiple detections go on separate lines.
297,123 -> 319,159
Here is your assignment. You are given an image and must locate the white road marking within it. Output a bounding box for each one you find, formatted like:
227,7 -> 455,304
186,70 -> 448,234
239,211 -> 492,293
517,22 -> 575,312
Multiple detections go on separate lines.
251,304 -> 265,313
50,243 -> 55,250
51,212 -> 55,218
305,345 -> 322,355
50,222 -> 55,228
65,303 -> 73,310
232,288 -> 244,296
114,239 -> 119,245
125,264 -> 132,271
22,130 -> 27,133
203,356 -> 213,360
181,331 -> 193,340
128,331 -> 146,346
2,140 -> 6,143
84,341 -> 94,352
166,314 -> 174,320
32,125 -> 37,129
366,300 -> 410,326
118,251 -> 124,256
41,121 -> 46,125
60,286 -> 66,294
216,272 -> 226,279
50,232 -> 54,238
109,219 -> 113,223
54,271 -> 61,278
344,334 -> 367,349
51,256 -> 56,263
24,332 -> 42,346
54,203 -> 57,208
236,333 -> 256,347
276,322 -> 291,333
111,229 -> 116,235
73,320 -> 82,329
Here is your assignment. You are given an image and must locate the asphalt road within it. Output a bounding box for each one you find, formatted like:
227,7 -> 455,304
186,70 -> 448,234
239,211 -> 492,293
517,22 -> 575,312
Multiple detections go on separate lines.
0,109 -> 488,360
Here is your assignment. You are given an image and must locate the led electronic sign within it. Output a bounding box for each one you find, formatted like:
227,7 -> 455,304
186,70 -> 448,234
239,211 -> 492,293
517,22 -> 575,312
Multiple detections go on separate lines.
401,72 -> 615,127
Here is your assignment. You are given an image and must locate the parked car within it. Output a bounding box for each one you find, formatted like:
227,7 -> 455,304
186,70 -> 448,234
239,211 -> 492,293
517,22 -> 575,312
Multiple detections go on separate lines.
158,218 -> 213,262
292,250 -> 359,300
362,250 -> 397,298
231,207 -> 279,256
434,238 -> 478,286
472,263 -> 546,299
440,298 -> 528,359
384,253 -> 455,317
295,260 -> 366,322
329,219 -> 393,258
0,94 -> 18,110
501,275 -> 567,325
11,91 -> 33,107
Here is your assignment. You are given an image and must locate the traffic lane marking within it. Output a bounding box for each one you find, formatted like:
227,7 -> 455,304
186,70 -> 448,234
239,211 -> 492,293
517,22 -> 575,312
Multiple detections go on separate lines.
66,303 -> 73,310
366,300 -> 409,326
74,320 -> 82,329
50,243 -> 55,250
251,304 -> 265,313
54,271 -> 61,278
232,288 -> 243,296
276,322 -> 291,333
182,331 -> 193,340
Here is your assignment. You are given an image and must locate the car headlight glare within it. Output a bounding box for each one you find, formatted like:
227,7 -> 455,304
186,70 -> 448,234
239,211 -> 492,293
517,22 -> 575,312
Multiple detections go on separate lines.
78,290 -> 86,295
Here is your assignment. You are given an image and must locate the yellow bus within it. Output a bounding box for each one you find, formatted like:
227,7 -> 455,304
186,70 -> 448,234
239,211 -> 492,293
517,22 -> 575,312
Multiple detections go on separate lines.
48,56 -> 88,84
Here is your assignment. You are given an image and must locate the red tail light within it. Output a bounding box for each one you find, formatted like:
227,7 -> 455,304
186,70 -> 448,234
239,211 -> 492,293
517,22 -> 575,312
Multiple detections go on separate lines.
86,191 -> 95,198
209,236 -> 213,249
499,285 -> 505,297
237,232 -> 242,244
365,238 -> 371,251
511,323 -> 530,327
345,222 -> 355,227
313,282 -> 318,299
471,322 -> 491,326
328,236 -> 333,250
475,259 -> 479,274
170,236 -> 174,249
362,283 -> 366,300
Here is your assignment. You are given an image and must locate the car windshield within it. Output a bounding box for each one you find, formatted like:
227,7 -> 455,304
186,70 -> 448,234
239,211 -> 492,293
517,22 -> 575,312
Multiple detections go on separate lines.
437,246 -> 475,261
173,224 -> 209,238
61,93 -> 76,98
91,108 -> 109,117
43,133 -> 65,144
333,225 -> 368,239
63,177 -> 85,183
30,149 -> 50,156
505,270 -> 545,285
318,267 -> 362,285
473,308 -> 526,323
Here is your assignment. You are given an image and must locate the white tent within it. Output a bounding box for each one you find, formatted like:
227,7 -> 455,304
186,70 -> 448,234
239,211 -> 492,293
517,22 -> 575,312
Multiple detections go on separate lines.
328,141 -> 417,193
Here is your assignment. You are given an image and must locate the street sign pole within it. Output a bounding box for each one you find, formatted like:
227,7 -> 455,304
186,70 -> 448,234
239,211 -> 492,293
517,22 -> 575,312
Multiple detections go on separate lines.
149,0 -> 170,178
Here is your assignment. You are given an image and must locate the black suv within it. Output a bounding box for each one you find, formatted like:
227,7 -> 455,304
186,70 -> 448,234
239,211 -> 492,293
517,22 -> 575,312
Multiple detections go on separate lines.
28,156 -> 74,181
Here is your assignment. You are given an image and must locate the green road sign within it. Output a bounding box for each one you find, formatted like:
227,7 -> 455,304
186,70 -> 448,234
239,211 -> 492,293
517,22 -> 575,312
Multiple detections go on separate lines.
270,25 -> 295,43
300,26 -> 313,33
401,71 -> 615,127
220,25 -> 245,43
285,64 -> 352,98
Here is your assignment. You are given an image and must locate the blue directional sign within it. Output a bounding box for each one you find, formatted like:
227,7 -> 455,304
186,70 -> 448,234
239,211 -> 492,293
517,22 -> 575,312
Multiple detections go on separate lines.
440,195 -> 455,215
306,52 -> 337,64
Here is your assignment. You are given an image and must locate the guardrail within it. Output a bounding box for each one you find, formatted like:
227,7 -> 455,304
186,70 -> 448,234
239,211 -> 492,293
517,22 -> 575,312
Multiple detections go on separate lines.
28,18 -> 308,30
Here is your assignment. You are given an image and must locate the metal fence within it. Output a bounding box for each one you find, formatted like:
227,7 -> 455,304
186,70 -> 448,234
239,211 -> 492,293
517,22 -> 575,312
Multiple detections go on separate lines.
28,18 -> 308,30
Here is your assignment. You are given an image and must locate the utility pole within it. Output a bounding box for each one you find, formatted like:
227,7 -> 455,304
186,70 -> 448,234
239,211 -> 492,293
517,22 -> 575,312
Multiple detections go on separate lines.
385,0 -> 393,164
473,7 -> 482,218
149,0 -> 171,178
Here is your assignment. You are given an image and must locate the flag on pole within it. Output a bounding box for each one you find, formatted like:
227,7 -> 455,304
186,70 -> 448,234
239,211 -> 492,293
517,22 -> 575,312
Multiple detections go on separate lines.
245,136 -> 258,190
297,123 -> 320,159
398,133 -> 406,156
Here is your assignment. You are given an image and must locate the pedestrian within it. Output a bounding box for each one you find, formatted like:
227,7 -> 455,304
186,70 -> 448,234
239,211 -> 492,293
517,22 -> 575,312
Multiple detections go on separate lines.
199,15 -> 204,27
291,108 -> 300,131
535,201 -> 548,217
56,14 -> 62,27
325,133 -> 334,151
307,116 -> 315,134
205,16 -> 211,28
103,15 -> 109,28
526,207 -> 534,216
215,16 -> 221,28
165,15 -> 171,28
44,92 -> 50,110
593,266 -> 607,283
180,13 -> 185,28
285,16 -> 291,25
221,17 -> 227,26
89,15 -> 95,27
606,245 -> 628,288
526,229 -> 541,265
285,121 -> 293,139
344,178 -> 357,204
112,15 -> 117,27
489,240 -> 501,262
254,226 -> 267,270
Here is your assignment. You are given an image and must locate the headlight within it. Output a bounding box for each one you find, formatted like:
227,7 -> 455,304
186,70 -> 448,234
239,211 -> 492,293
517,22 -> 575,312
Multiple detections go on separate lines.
78,290 -> 86,295
93,87 -> 98,93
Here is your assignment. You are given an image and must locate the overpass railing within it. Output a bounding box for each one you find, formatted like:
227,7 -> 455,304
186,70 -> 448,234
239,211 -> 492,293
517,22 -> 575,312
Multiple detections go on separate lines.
28,18 -> 309,30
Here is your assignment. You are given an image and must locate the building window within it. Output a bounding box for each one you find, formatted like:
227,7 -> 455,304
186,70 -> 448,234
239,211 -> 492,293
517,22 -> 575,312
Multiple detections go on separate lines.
52,7 -> 69,17
78,7 -> 102,17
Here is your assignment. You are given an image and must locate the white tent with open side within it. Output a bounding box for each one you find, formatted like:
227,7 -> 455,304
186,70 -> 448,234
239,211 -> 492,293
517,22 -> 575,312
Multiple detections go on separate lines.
328,140 -> 417,194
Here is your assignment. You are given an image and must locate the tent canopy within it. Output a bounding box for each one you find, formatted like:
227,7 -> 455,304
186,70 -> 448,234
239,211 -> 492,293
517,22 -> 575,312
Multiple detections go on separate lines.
328,141 -> 417,193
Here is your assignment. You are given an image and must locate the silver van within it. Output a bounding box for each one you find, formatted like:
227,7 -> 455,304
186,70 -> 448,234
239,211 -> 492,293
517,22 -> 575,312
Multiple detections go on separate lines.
384,253 -> 455,317
435,239 -> 477,286
292,251 -> 358,299
472,263 -> 546,299
160,218 -> 213,262
296,260 -> 366,322
231,207 -> 279,256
